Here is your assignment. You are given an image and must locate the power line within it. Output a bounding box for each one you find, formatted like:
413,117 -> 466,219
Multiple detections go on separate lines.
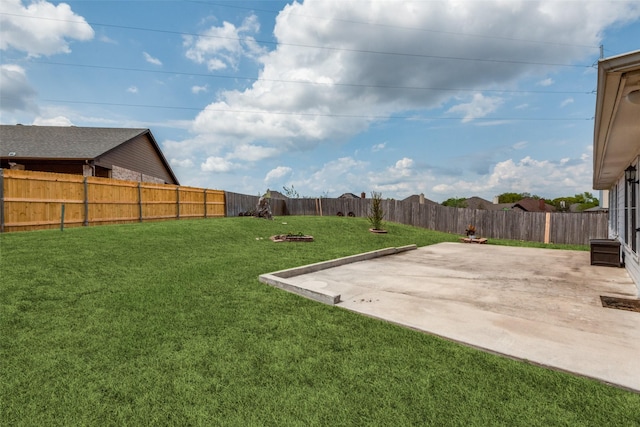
33,97 -> 594,121
0,11 -> 594,68
30,60 -> 594,95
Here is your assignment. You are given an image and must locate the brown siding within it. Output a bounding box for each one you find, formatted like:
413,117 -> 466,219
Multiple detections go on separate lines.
95,133 -> 176,184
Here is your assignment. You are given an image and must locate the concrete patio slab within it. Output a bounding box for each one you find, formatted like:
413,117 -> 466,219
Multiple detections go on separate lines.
259,242 -> 640,392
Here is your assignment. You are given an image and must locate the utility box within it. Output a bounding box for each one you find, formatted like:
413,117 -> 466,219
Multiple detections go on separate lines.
590,239 -> 622,267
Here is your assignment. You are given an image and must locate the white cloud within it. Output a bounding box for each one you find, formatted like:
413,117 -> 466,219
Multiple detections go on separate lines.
512,141 -> 528,150
372,143 -> 386,152
447,93 -> 504,123
294,157 -> 369,195
170,158 -> 194,168
167,0 -> 640,187
143,52 -> 162,66
99,35 -> 117,44
265,166 -> 292,183
32,115 -> 73,126
228,144 -> 279,162
0,64 -> 37,113
394,157 -> 414,171
365,157 -> 433,196
538,78 -> 554,87
184,14 -> 266,71
377,158 -> 416,187
432,152 -> 593,199
192,85 -> 208,94
0,0 -> 94,56
201,156 -> 234,172
127,86 -> 138,94
560,97 -> 574,107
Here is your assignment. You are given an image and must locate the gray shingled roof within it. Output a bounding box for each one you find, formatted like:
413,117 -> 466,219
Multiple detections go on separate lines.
0,125 -> 148,159
402,194 -> 437,204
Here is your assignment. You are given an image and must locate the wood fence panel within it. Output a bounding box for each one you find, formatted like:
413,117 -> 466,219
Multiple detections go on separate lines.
141,183 -> 178,221
491,210 -> 509,240
205,190 -> 226,217
179,186 -> 205,219
319,199 -> 336,216
225,192 -> 256,216
548,212 -> 608,245
2,170 -> 85,231
423,203 -> 435,230
287,198 -> 319,216
282,197 -> 299,216
87,176 -> 139,225
474,209 -> 492,239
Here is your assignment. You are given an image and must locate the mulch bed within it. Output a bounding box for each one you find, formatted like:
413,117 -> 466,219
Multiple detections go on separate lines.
459,237 -> 488,244
270,234 -> 314,243
600,295 -> 640,313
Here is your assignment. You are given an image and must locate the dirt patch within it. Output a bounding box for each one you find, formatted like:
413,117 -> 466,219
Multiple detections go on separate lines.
600,295 -> 640,313
270,234 -> 314,243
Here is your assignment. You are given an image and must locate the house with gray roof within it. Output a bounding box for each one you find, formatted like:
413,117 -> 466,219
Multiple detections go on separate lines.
0,125 -> 179,185
593,49 -> 640,293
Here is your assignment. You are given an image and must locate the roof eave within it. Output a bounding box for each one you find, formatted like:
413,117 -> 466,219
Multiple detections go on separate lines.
593,50 -> 640,190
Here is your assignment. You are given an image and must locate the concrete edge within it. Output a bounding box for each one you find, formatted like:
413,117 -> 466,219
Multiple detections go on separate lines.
258,244 -> 417,305
346,307 -> 639,394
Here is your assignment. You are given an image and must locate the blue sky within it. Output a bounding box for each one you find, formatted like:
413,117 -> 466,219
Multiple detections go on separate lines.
2,0 -> 639,202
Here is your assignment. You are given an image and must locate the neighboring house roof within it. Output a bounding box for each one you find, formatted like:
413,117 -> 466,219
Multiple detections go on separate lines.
492,202 -> 517,211
0,125 -> 178,184
3,125 -> 143,159
464,196 -> 495,210
339,192 -> 361,199
512,198 -> 555,212
583,206 -> 608,212
402,194 -> 438,204
593,49 -> 640,189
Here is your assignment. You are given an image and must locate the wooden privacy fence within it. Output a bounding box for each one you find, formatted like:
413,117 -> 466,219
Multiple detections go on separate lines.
224,193 -> 608,245
0,169 -> 225,232
2,172 -> 608,244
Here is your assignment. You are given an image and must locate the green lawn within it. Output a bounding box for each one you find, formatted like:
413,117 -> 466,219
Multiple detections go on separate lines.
1,216 -> 637,426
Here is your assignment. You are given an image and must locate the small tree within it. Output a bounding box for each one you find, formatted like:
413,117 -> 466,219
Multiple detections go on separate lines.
282,185 -> 299,198
368,191 -> 385,231
441,197 -> 468,208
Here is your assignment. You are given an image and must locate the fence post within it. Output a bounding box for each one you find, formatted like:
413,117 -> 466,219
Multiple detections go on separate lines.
138,182 -> 143,222
544,212 -> 551,244
83,177 -> 89,226
0,169 -> 4,233
60,204 -> 65,231
176,186 -> 180,219
204,189 -> 207,219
